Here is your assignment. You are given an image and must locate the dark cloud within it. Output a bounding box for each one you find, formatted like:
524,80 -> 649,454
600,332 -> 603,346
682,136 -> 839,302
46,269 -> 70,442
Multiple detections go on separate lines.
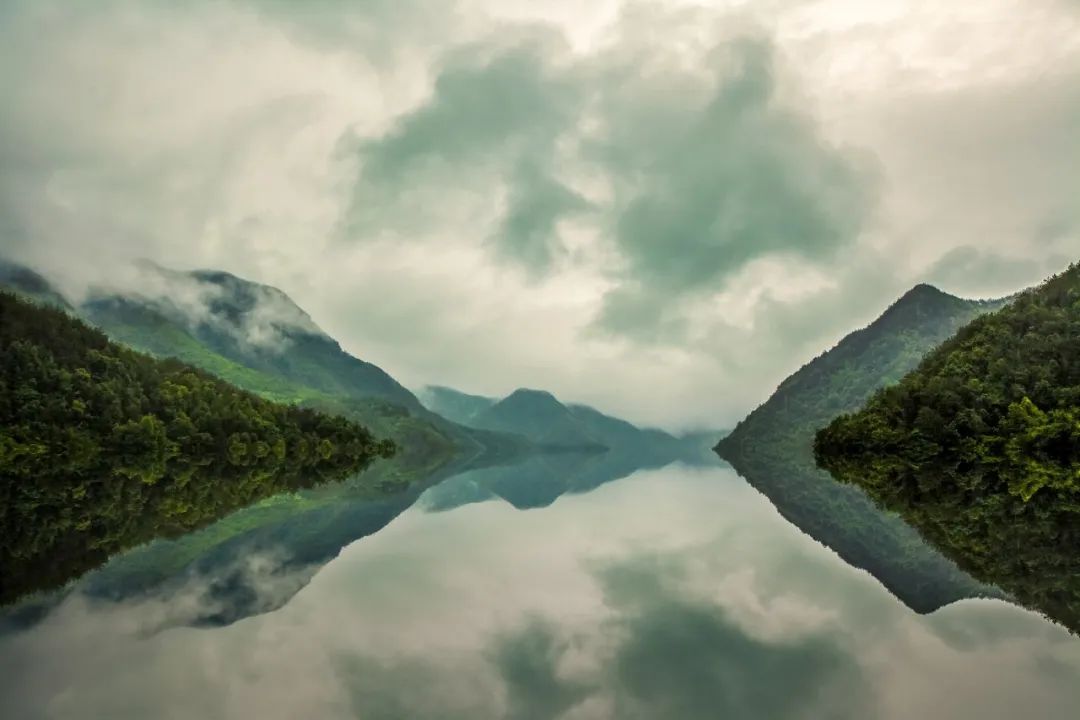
345,20 -> 874,337
591,556 -> 871,720
591,36 -> 873,339
491,618 -> 592,720
926,246 -> 1071,298
494,157 -> 590,272
346,34 -> 587,273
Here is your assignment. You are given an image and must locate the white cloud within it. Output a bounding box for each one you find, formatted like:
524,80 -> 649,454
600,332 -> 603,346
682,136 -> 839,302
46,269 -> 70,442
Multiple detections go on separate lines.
0,0 -> 1075,428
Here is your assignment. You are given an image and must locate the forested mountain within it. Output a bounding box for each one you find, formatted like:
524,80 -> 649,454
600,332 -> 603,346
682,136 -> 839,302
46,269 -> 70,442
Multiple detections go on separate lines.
0,260 -> 523,483
815,263 -> 1080,632
76,292 -> 463,476
54,389 -> 713,628
715,283 -> 1006,612
83,264 -> 423,411
0,259 -> 71,310
469,389 -> 607,450
0,292 -> 393,604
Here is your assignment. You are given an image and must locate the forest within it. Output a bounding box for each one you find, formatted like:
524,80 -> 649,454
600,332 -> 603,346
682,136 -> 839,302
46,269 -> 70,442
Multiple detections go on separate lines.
0,292 -> 395,603
714,283 -> 1002,612
815,263 -> 1080,499
815,263 -> 1080,631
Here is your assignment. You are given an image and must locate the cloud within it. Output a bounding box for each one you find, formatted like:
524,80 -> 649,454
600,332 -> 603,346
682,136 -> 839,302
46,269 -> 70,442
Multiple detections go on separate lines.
82,262 -> 328,354
0,0 -> 1076,428
589,33 -> 873,339
345,31 -> 589,274
926,246 -> 1073,298
492,618 -> 593,720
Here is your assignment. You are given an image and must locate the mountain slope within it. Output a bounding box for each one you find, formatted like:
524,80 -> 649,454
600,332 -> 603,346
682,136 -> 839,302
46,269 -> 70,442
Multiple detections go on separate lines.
817,265 -> 1080,498
815,263 -> 1080,632
469,389 -> 606,450
718,284 -> 1006,456
83,265 -> 423,411
422,384 -> 707,460
0,260 -> 71,310
0,259 -> 507,484
0,291 -> 391,604
715,283 -> 1007,612
417,385 -> 497,425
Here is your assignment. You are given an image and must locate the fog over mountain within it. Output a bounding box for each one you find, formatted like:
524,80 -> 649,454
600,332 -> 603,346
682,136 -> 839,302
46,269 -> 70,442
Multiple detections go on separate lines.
1,0 -> 1076,429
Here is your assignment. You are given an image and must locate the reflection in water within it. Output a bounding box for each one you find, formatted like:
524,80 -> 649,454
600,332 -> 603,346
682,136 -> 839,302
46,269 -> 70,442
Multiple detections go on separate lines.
39,446 -> 707,628
817,458 -> 1080,634
716,444 -> 997,613
1,465 -> 1079,719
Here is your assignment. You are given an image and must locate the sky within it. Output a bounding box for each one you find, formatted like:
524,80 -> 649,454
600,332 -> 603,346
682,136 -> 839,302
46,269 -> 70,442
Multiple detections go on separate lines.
0,0 -> 1077,429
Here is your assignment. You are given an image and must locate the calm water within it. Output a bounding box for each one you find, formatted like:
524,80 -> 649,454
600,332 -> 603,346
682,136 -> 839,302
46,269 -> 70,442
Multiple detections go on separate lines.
2,463 -> 1079,719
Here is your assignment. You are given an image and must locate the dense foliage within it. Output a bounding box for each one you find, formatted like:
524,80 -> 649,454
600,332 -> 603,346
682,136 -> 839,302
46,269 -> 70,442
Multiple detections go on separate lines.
0,292 -> 394,603
715,284 -> 1004,611
815,263 -> 1080,631
817,264 -> 1080,500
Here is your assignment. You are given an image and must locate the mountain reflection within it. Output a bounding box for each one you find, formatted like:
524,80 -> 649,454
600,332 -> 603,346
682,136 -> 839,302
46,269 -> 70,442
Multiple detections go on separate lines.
3,466 -> 1078,720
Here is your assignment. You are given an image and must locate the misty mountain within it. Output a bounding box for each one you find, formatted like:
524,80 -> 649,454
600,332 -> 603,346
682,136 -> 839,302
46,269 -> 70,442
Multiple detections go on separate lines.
816,262 -> 1080,633
421,384 -> 709,460
715,283 -> 1008,612
82,264 -> 423,411
0,259 -> 71,310
416,385 -> 497,425
0,259 -> 525,480
468,389 -> 606,450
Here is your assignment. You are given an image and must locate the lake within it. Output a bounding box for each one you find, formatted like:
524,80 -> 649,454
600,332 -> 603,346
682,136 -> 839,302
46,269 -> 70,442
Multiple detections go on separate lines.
1,460 -> 1078,719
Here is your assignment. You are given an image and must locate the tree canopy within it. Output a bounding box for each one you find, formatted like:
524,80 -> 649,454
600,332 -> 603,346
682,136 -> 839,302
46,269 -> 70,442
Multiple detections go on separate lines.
815,263 -> 1080,631
0,292 -> 394,604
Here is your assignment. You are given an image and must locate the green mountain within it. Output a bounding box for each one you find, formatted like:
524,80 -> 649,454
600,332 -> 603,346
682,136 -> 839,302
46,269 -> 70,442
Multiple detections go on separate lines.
815,263 -> 1080,632
421,384 -> 708,459
417,385 -> 497,425
0,259 -> 71,310
0,292 -> 391,604
715,283 -> 1006,612
83,264 -> 422,411
0,258 -> 534,508
469,389 -> 606,450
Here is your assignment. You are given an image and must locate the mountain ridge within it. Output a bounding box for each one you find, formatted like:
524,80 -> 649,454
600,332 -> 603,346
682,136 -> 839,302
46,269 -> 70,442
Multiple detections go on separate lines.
714,281 -> 1007,612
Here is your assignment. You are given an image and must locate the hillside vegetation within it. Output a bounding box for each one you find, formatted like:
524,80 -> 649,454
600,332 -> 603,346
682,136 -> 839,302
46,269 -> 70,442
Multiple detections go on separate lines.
715,284 -> 1004,611
0,292 -> 393,603
815,263 -> 1080,631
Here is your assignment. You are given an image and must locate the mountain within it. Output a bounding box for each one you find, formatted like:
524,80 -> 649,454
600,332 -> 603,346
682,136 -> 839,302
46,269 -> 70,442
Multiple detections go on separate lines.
82,264 -> 423,411
469,389 -> 606,450
715,283 -> 1008,612
817,265 -> 1079,495
417,385 -> 497,425
0,259 -> 71,310
815,263 -> 1080,632
421,384 -> 710,460
0,259 -> 535,495
0,291 -> 391,604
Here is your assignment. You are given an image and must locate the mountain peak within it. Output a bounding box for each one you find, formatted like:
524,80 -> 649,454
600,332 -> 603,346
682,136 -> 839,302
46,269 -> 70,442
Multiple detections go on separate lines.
503,388 -> 560,404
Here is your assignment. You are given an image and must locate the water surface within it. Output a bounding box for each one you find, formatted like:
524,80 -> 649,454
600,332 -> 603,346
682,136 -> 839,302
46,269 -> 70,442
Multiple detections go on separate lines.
2,463 -> 1078,719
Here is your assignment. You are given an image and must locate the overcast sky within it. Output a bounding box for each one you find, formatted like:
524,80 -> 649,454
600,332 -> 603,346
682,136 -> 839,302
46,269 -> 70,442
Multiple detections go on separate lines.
1,0 -> 1077,430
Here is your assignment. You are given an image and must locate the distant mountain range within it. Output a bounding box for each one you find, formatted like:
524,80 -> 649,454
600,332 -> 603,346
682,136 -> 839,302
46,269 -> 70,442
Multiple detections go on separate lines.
715,283 -> 1007,612
419,384 -> 715,459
